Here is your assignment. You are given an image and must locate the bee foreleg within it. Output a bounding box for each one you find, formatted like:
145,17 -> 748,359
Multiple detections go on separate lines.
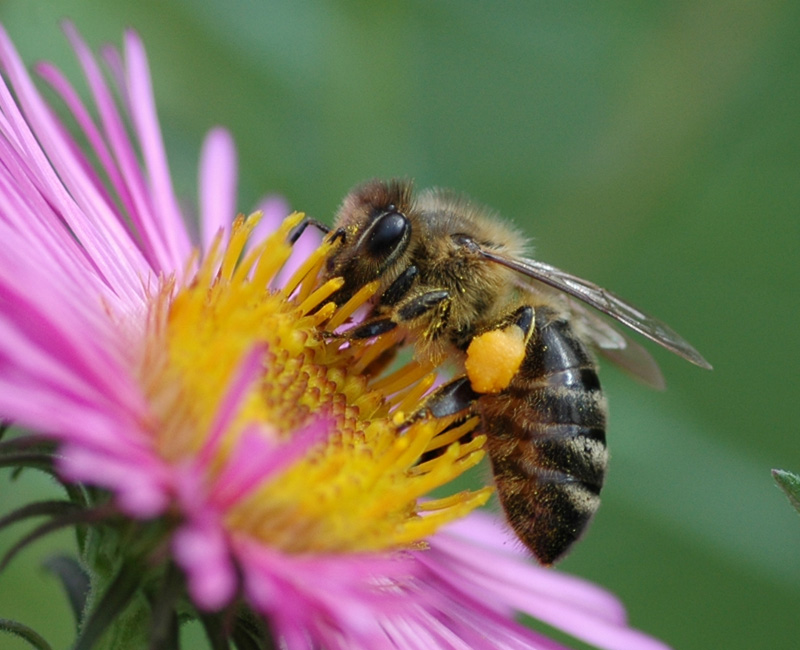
288,216 -> 331,244
379,265 -> 419,306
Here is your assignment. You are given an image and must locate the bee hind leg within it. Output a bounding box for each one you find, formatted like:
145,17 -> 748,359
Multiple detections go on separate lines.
464,305 -> 535,394
509,305 -> 534,339
399,375 -> 481,461
486,304 -> 534,341
403,305 -> 535,424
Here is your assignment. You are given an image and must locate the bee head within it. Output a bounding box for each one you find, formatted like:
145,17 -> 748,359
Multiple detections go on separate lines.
324,179 -> 415,304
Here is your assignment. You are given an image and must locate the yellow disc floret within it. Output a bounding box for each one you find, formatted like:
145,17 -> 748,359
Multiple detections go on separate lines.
137,212 -> 490,554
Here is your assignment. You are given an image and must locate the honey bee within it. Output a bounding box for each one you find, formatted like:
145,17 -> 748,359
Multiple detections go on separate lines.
304,179 -> 711,565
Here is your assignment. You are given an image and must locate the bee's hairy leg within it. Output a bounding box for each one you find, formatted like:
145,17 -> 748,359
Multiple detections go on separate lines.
324,288 -> 450,341
497,305 -> 535,340
417,412 -> 477,463
319,314 -> 402,377
457,303 -> 535,351
288,216 -> 331,244
462,305 -> 535,394
379,265 -> 419,306
395,289 -> 450,323
321,316 -> 398,342
345,317 -> 399,339
400,376 -> 479,427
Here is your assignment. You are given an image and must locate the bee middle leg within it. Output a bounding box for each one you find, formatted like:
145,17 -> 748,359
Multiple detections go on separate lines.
418,376 -> 479,419
323,288 -> 451,377
325,288 -> 451,341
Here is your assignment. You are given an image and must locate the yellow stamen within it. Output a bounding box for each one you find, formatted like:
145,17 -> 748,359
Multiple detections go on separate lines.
295,239 -> 338,303
324,280 -> 380,331
137,214 -> 490,555
395,373 -> 438,414
371,359 -> 437,395
248,212 -> 303,289
297,277 -> 345,315
411,434 -> 487,477
279,236 -> 336,299
425,416 -> 480,453
311,302 -> 337,328
351,328 -> 404,375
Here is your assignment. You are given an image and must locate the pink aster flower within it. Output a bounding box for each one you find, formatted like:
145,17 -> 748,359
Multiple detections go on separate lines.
0,22 -> 671,650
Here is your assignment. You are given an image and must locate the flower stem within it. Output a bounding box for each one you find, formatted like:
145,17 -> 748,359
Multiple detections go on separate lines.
76,561 -> 151,650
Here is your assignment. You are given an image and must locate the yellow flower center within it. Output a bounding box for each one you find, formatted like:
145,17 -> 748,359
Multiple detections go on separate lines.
137,212 -> 491,553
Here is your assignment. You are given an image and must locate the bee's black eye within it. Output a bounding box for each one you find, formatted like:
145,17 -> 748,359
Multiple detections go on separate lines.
366,212 -> 409,257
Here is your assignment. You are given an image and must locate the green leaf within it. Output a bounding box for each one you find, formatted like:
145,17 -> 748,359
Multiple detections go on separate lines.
0,452 -> 57,474
43,555 -> 91,629
772,469 -> 800,515
147,563 -> 183,650
231,609 -> 276,650
0,505 -> 108,573
0,618 -> 53,650
0,499 -> 79,533
74,561 -> 145,650
200,614 -> 231,650
0,434 -> 56,455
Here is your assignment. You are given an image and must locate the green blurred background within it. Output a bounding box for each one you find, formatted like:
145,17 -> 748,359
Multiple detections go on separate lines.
1,1 -> 798,648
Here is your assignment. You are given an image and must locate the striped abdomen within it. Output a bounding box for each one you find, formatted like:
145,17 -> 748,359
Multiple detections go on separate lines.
479,305 -> 608,565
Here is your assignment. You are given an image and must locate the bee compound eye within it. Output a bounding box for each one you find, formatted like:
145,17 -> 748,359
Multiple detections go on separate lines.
366,212 -> 409,257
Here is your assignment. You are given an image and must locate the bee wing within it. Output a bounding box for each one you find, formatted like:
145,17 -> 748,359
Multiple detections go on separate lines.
480,249 -> 712,370
565,299 -> 667,389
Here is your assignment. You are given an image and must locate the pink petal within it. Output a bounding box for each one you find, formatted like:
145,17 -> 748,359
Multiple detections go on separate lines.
0,141 -> 115,301
438,511 -> 628,623
61,23 -> 175,273
199,128 -> 237,253
251,194 -> 290,246
0,24 -> 150,300
57,444 -> 171,517
212,418 -> 331,509
195,344 -> 267,469
425,513 -> 674,650
236,541 -> 413,648
123,29 -> 191,271
173,520 -> 237,610
35,60 -> 160,269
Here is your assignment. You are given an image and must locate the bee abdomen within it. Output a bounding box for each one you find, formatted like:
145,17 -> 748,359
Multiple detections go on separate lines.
480,306 -> 608,564
502,418 -> 607,492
